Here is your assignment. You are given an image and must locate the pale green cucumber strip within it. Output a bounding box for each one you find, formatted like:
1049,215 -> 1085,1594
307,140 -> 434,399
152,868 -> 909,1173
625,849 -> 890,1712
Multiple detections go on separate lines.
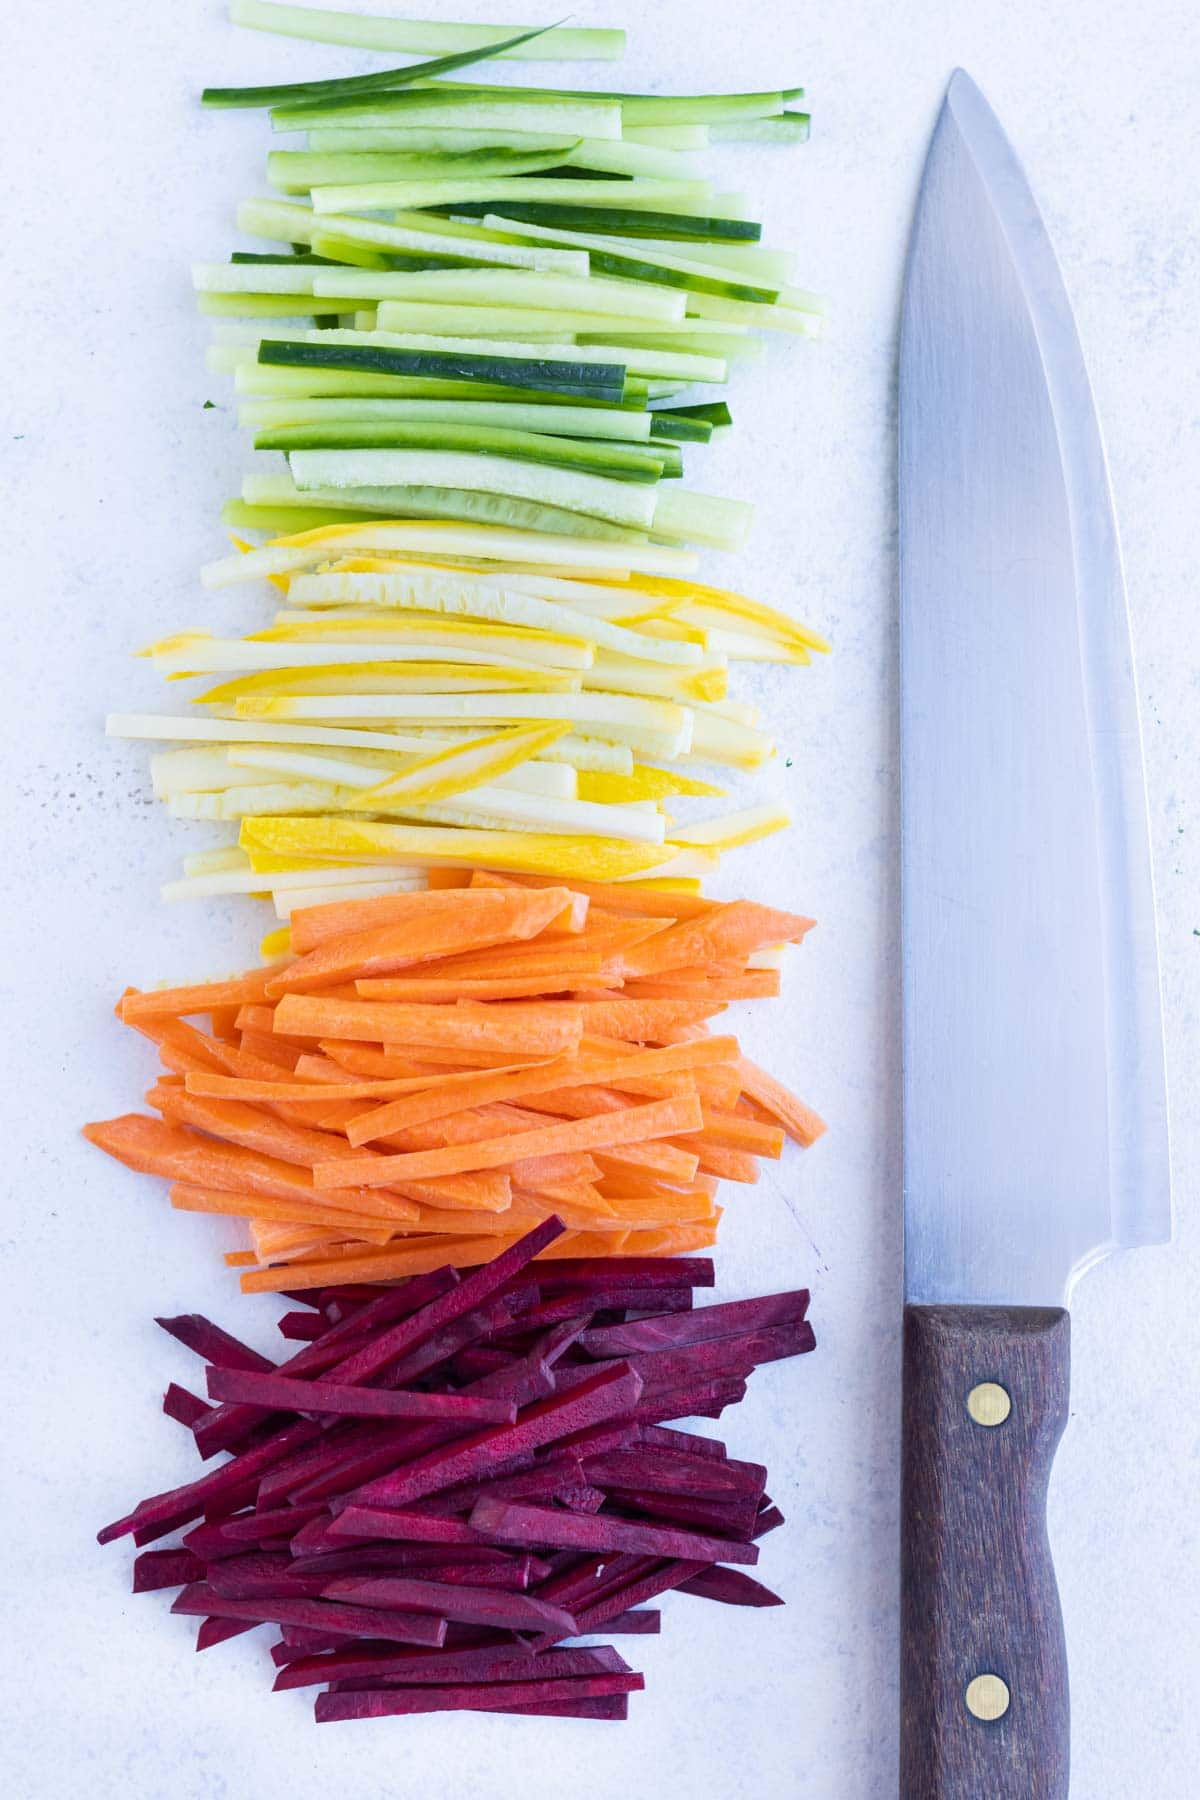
685,290 -> 826,334
268,146 -> 576,193
287,448 -> 660,529
476,215 -> 772,289
232,362 -> 650,404
204,22 -> 560,109
581,330 -> 763,365
311,177 -> 712,216
305,126 -> 581,153
258,336 -> 628,400
229,3 -> 626,60
396,79 -> 799,123
308,208 -> 590,273
307,326 -> 726,385
224,498 -> 372,532
310,267 -> 685,321
649,485 -> 753,551
622,124 -> 709,149
237,397 -> 654,441
370,303 -> 705,340
199,294 -> 361,319
196,260 -> 322,294
271,95 -> 623,138
242,471 -> 652,543
709,111 -> 811,143
592,233 -> 798,285
257,420 -> 666,482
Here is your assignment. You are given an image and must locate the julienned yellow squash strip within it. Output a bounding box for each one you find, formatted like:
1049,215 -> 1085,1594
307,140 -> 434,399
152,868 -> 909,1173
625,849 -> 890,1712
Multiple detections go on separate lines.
348,722 -> 570,808
238,814 -> 716,882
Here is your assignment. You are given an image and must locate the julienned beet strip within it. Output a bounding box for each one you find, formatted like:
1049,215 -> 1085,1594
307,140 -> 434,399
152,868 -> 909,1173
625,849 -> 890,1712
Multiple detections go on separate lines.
99,1223 -> 814,1723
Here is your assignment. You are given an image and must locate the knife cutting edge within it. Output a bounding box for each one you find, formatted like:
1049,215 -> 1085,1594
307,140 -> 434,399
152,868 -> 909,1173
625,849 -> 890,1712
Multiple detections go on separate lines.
898,70 -> 1170,1798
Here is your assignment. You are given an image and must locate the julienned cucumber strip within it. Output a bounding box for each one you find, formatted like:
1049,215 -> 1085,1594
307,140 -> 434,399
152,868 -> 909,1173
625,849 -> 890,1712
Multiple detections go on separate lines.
229,251 -> 340,265
256,420 -> 668,483
474,215 -> 777,303
240,471 -> 653,543
267,147 -> 578,192
651,401 -> 733,438
643,414 -> 714,444
199,293 -> 363,319
456,203 -> 763,245
223,499 -> 370,533
361,80 -> 802,127
310,177 -> 714,216
234,363 -> 651,406
271,95 -> 624,138
202,22 -> 557,108
238,397 -> 656,442
303,131 -> 694,183
308,268 -> 684,323
247,203 -> 593,276
709,111 -> 811,143
258,339 -> 627,401
229,3 -> 626,61
287,448 -> 662,530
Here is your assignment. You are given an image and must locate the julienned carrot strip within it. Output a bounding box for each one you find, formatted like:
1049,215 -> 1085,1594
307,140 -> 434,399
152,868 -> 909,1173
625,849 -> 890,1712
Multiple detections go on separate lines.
123,1015 -> 231,1075
274,995 -> 584,1057
617,899 -> 816,982
269,887 -> 580,997
117,969 -> 281,1024
239,1030 -> 304,1071
316,1044 -> 446,1080
735,1056 -> 826,1148
237,1004 -> 315,1042
313,1094 -> 704,1192
181,1062 -> 540,1104
468,868 -> 716,920
618,1222 -> 721,1257
593,1141 -> 700,1183
209,1005 -> 244,1042
624,972 -> 783,1002
169,1182 -> 405,1233
697,1108 -> 785,1159
576,999 -> 726,1042
673,1140 -> 760,1183
240,1233 -> 533,1292
355,974 -> 614,1002
382,1043 -> 552,1069
288,885 -> 588,957
342,1038 -> 737,1147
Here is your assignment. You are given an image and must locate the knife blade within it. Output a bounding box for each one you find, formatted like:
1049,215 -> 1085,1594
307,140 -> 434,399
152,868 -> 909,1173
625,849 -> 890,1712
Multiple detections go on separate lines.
898,71 -> 1170,1798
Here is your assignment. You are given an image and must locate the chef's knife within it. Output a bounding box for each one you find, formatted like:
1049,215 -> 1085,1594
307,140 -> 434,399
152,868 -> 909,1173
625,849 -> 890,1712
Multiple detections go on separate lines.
898,72 -> 1170,1798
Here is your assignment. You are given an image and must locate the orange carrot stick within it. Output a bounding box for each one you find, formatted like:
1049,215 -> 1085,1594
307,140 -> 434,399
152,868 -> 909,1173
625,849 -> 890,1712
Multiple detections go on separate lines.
697,1107 -> 785,1159
355,972 -> 614,1001
169,1182 -> 403,1233
576,999 -> 726,1042
735,1055 -> 827,1148
593,1140 -> 700,1183
288,884 -> 586,956
119,968 -> 278,1023
618,899 -> 815,981
274,995 -> 584,1057
623,971 -> 782,1002
313,1093 -> 703,1191
269,885 -> 579,996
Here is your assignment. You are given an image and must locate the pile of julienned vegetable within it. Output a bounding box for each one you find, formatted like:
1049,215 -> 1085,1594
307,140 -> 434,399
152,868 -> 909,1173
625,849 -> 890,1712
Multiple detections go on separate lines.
199,6 -> 818,548
85,873 -> 823,1284
100,1220 -> 814,1723
106,3 -> 826,912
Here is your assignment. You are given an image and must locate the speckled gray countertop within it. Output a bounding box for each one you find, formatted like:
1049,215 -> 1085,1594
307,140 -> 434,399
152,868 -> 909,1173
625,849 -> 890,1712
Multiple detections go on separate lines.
3,2 -> 1198,1795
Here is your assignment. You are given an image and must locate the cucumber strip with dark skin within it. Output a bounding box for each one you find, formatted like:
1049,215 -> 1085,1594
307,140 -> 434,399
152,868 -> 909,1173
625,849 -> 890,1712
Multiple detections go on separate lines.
202,22 -> 558,109
230,252 -> 342,265
649,401 -> 733,438
255,420 -> 666,482
444,203 -> 763,244
258,339 -> 628,402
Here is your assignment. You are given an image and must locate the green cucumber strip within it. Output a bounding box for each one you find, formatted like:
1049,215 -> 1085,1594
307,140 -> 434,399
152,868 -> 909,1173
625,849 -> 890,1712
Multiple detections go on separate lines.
310,177 -> 713,216
650,402 -> 731,439
237,397 -> 654,441
622,124 -> 709,149
684,289 -> 825,334
390,80 -> 798,121
255,419 -> 666,482
586,329 -> 764,365
641,438 -> 684,478
223,498 -> 370,532
202,22 -> 558,108
200,293 -> 364,319
649,486 -> 753,551
709,111 -> 811,143
230,250 -> 339,265
258,338 -> 627,400
234,361 -> 649,405
370,302 -> 699,340
242,470 -> 650,542
326,325 -> 725,385
229,4 -> 626,61
271,94 -> 622,138
268,146 -> 576,193
642,413 -> 712,444
287,448 -> 660,529
305,126 -> 579,154
196,261 -> 322,295
309,267 -> 684,322
478,214 -> 777,300
594,234 -> 796,284
305,209 -> 589,274
457,202 -> 763,244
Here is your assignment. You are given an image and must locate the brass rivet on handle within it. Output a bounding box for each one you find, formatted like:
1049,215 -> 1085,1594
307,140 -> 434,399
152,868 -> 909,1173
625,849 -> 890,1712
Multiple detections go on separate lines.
965,1673 -> 1011,1721
966,1381 -> 1011,1426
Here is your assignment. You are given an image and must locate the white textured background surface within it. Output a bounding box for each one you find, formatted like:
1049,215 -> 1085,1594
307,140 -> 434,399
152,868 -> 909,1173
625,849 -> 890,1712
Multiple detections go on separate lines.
2,2 -> 1198,1795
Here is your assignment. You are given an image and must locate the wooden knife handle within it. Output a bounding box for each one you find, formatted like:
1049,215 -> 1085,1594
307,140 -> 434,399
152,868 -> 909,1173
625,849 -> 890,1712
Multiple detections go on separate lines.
900,1304 -> 1070,1798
